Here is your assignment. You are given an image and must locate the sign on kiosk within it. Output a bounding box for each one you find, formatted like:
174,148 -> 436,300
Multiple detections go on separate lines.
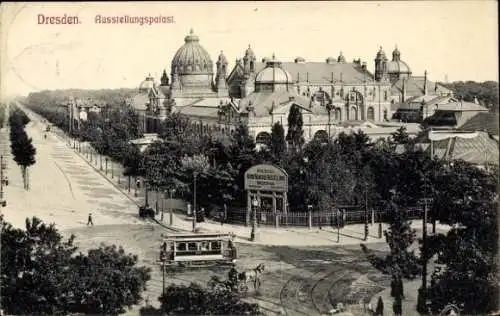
244,164 -> 288,192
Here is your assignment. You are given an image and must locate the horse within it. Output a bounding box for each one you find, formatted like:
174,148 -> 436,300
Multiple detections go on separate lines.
238,263 -> 265,292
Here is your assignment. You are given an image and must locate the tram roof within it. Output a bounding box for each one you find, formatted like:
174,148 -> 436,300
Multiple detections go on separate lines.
161,233 -> 232,241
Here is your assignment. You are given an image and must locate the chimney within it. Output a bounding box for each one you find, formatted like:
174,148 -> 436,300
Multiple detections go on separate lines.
424,70 -> 428,95
361,62 -> 367,71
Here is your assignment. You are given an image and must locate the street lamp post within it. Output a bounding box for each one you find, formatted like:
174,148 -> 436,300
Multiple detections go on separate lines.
192,172 -> 198,232
111,160 -> 114,179
336,208 -> 340,243
251,196 -> 259,242
105,157 -> 108,175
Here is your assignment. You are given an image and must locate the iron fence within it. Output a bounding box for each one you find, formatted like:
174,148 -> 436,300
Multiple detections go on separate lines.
216,206 -> 424,227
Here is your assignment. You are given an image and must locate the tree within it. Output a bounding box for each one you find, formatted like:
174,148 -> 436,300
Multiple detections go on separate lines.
9,107 -> 36,190
270,122 -> 287,161
390,126 -> 411,146
0,216 -> 151,315
286,104 -> 304,152
141,266 -> 260,315
426,162 -> 498,314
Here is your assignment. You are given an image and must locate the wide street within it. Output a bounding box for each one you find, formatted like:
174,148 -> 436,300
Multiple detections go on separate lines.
1,104 -> 437,316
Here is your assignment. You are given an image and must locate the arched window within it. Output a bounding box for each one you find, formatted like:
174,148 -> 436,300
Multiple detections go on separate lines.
367,106 -> 375,121
255,132 -> 271,146
313,130 -> 329,143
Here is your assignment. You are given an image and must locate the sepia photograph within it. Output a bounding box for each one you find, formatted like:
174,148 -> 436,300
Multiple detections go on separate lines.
0,1 -> 498,315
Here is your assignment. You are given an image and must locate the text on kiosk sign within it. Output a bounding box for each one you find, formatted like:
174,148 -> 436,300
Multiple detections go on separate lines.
244,165 -> 288,192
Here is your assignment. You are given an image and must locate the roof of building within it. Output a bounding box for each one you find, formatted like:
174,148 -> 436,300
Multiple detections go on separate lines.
239,90 -> 311,117
426,101 -> 488,113
391,77 -> 453,97
428,131 -> 499,165
231,60 -> 374,85
457,111 -> 500,135
174,104 -> 220,118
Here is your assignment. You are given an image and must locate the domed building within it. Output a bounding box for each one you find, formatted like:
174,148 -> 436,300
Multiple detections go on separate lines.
386,47 -> 412,82
170,29 -> 225,98
131,30 -> 452,143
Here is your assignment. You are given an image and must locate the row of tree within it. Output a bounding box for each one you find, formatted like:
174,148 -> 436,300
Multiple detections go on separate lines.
8,105 -> 36,190
441,80 -> 499,111
0,104 -> 6,129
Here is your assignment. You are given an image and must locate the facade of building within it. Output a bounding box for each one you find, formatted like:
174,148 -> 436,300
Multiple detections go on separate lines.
129,29 -> 450,144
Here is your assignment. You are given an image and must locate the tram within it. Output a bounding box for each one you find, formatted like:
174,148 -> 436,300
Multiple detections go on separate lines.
159,233 -> 236,267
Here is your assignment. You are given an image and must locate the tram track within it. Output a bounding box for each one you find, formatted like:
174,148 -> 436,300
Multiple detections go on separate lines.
310,270 -> 352,315
279,262 -> 356,316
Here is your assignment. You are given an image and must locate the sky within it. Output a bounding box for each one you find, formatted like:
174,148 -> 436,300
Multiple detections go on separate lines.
1,1 -> 498,98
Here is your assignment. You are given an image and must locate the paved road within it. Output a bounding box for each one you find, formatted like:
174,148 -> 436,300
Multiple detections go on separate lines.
1,104 -> 172,313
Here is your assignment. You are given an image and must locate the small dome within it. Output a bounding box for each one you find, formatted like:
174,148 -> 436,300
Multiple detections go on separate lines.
139,74 -> 156,92
337,52 -> 346,63
171,29 -> 213,75
386,60 -> 412,74
326,57 -> 336,64
294,56 -> 305,63
255,55 -> 293,84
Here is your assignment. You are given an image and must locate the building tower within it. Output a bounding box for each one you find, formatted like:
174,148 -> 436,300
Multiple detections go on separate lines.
374,46 -> 388,82
216,51 -> 229,97
241,45 -> 257,97
243,45 -> 257,77
160,69 -> 169,86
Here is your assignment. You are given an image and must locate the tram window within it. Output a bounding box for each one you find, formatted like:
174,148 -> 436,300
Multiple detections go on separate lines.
188,242 -> 197,251
176,242 -> 186,251
211,241 -> 221,250
200,242 -> 209,251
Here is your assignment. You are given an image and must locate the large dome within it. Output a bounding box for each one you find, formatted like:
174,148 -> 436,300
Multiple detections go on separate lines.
386,60 -> 412,74
171,29 -> 213,75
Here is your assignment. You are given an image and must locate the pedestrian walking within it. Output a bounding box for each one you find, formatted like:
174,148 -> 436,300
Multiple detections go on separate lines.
87,213 -> 94,226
